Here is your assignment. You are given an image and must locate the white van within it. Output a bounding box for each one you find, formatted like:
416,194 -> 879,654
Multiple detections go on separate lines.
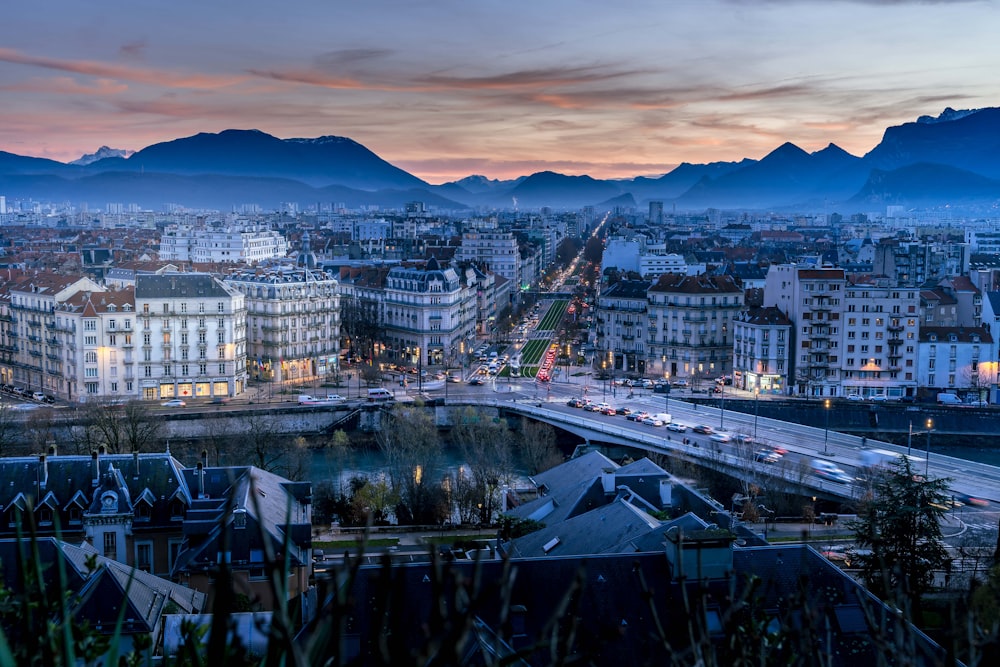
650,413 -> 672,424
367,388 -> 393,402
937,393 -> 963,405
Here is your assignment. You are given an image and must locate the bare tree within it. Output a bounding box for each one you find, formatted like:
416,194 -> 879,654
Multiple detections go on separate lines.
22,408 -> 58,453
518,420 -> 563,475
340,295 -> 383,363
77,399 -> 162,453
375,402 -> 446,524
0,405 -> 23,457
237,411 -> 308,480
451,407 -> 518,524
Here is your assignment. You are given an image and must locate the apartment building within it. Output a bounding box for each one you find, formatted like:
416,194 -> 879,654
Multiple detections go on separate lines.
224,268 -> 340,385
916,326 -> 994,399
594,280 -> 651,375
764,265 -> 845,398
455,230 -> 519,284
133,273 -> 248,400
158,224 -> 288,264
840,276 -> 920,400
731,306 -> 792,395
381,258 -> 477,367
0,273 -> 106,400
647,274 -> 743,383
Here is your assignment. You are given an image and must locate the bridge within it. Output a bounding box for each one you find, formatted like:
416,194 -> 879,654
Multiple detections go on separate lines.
440,393 -> 1000,506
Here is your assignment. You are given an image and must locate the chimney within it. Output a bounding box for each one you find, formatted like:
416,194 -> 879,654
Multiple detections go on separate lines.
91,450 -> 99,487
601,468 -> 615,495
197,462 -> 206,499
201,449 -> 208,469
47,443 -> 57,457
133,451 -> 140,480
39,454 -> 48,489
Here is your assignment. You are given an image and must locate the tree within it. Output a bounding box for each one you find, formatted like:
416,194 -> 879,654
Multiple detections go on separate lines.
582,235 -> 604,265
848,456 -> 951,619
375,403 -> 446,524
518,420 -> 563,475
0,405 -> 23,457
340,295 -> 382,363
451,407 -> 517,524
77,399 -> 162,454
237,412 -> 309,481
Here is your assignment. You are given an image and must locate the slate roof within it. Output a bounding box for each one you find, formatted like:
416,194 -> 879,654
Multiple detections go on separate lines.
0,537 -> 204,646
336,543 -> 945,667
135,272 -> 237,299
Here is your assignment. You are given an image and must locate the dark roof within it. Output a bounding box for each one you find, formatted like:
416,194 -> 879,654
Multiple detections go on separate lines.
918,325 -> 993,344
135,273 -> 234,299
648,273 -> 742,294
601,279 -> 652,300
735,306 -> 792,326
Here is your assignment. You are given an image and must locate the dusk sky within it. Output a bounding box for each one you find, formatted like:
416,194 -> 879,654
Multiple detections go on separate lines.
2,1 -> 998,183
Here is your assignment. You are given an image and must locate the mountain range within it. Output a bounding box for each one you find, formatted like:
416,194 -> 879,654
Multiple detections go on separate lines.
2,107 -> 1000,213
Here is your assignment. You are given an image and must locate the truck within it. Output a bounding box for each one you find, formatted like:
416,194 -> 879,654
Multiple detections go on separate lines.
937,392 -> 963,405
860,448 -> 925,470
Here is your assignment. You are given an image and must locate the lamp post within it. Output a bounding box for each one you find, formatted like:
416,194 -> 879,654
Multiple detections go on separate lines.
664,371 -> 670,415
602,360 -> 607,399
925,418 -> 933,478
719,378 -> 726,430
753,388 -> 760,442
821,398 -> 831,455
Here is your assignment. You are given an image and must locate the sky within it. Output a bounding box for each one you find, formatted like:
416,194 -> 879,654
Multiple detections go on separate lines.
2,0 -> 999,184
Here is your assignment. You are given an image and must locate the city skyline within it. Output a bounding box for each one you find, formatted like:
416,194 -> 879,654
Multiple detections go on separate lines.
2,0 -> 998,184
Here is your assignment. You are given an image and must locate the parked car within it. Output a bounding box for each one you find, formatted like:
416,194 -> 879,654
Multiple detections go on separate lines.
666,422 -> 687,433
672,379 -> 689,388
692,424 -> 714,435
161,399 -> 186,408
846,394 -> 865,401
870,394 -> 889,402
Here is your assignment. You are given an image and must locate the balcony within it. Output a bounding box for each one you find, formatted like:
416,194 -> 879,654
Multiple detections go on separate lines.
46,353 -> 59,361
46,338 -> 60,347
887,324 -> 904,332
27,334 -> 40,343
29,350 -> 42,358
887,337 -> 903,346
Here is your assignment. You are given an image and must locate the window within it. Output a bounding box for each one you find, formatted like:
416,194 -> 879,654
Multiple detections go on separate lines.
103,532 -> 116,559
108,334 -> 116,346
84,320 -> 96,331
219,363 -> 226,374
85,335 -> 97,345
218,302 -> 225,313
85,368 -> 98,378
136,542 -> 152,572
85,351 -> 98,363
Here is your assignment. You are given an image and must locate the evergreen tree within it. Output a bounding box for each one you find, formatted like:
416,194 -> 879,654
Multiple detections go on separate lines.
849,456 -> 951,620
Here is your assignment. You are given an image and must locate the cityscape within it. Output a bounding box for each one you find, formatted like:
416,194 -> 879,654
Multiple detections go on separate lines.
4,1 -> 1000,665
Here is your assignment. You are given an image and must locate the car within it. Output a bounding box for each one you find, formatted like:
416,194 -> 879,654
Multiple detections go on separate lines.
641,416 -> 664,427
468,377 -> 484,385
591,402 -> 612,413
709,433 -> 731,444
870,394 -> 889,402
846,394 -> 865,401
210,396 -> 231,405
733,434 -> 754,445
712,386 -> 723,394
951,492 -> 989,507
672,379 -> 689,388
161,399 -> 186,408
615,406 -> 634,416
566,397 -> 587,408
325,394 -> 347,402
666,422 -> 687,433
638,378 -> 654,389
811,459 -> 853,484
600,406 -> 616,416
754,448 -> 783,464
966,399 -> 989,407
692,424 -> 714,435
626,411 -> 647,422
449,374 -> 463,383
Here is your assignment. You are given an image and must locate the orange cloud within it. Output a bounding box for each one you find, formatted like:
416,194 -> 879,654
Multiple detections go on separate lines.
0,76 -> 128,95
0,47 -> 246,89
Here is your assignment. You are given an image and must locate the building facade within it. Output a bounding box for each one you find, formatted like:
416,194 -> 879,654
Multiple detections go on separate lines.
134,274 -> 248,400
225,268 -> 341,385
731,306 -> 792,395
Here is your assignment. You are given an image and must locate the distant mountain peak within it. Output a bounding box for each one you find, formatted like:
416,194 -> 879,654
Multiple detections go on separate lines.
917,107 -> 983,124
70,145 -> 134,165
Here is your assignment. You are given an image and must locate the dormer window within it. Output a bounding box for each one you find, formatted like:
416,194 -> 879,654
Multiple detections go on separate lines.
170,499 -> 185,520
68,506 -> 82,525
135,502 -> 152,521
6,508 -> 21,527
37,506 -> 53,526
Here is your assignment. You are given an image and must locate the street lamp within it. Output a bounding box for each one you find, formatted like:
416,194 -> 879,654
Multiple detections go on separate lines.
602,360 -> 607,399
821,398 -> 831,455
925,418 -> 933,477
753,388 -> 760,442
719,378 -> 726,430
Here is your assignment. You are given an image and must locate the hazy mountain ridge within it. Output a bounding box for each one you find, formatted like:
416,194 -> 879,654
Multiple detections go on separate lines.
2,108 -> 1000,211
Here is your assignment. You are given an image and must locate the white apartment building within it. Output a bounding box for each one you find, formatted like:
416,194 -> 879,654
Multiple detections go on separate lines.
916,326 -> 994,398
594,280 -> 651,376
58,287 -> 138,401
764,266 -> 846,398
381,258 -> 477,367
158,225 -> 288,264
134,274 -> 247,400
1,273 -> 106,400
456,231 -> 519,284
731,306 -> 792,395
638,252 -> 687,279
840,276 -> 920,400
225,268 -> 340,385
647,274 -> 743,383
